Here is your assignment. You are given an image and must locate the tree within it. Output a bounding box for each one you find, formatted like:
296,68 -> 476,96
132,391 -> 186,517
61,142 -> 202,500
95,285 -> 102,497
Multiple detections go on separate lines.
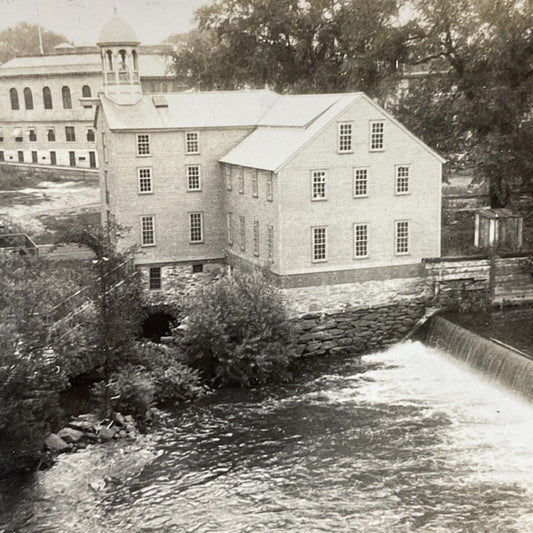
394,0 -> 533,205
0,22 -> 69,64
180,271 -> 296,387
170,0 -> 409,96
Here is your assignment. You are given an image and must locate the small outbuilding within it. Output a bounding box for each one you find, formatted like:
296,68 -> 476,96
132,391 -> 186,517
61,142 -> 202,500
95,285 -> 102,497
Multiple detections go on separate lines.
474,207 -> 523,251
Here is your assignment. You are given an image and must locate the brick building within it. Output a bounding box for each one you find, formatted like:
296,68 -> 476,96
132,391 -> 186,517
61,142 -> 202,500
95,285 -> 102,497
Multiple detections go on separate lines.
0,12 -> 183,169
96,15 -> 444,309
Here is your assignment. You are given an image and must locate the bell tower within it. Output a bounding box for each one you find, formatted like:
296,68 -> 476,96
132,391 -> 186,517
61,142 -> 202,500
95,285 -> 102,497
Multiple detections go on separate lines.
97,9 -> 142,105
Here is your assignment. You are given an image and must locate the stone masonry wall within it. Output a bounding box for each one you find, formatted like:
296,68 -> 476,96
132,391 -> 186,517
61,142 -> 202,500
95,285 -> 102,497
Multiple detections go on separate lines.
140,261 -> 226,312
292,300 -> 426,358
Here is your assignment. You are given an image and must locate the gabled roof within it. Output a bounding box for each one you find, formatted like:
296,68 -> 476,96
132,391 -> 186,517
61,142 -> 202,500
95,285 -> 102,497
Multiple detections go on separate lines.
221,94 -> 360,171
100,90 -> 279,130
221,92 -> 446,172
0,52 -> 171,78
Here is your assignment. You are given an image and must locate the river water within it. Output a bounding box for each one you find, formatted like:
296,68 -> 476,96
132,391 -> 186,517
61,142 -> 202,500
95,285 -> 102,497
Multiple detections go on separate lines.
3,341 -> 533,532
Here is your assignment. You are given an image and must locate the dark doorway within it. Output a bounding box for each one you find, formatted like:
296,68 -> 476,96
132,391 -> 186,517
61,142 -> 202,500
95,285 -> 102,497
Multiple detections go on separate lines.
89,151 -> 96,168
142,312 -> 176,342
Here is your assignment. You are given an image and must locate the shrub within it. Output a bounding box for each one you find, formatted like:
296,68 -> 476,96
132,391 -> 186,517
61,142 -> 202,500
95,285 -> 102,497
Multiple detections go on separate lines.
179,271 -> 296,387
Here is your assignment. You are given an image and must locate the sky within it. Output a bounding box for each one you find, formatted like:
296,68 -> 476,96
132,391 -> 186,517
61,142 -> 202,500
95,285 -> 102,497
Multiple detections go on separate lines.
0,0 -> 209,44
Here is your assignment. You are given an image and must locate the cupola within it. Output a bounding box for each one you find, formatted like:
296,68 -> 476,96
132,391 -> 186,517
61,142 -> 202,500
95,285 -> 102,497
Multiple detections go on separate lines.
97,9 -> 142,105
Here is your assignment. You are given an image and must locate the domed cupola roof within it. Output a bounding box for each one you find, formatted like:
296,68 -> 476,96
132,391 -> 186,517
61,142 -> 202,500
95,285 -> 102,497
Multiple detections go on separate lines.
98,10 -> 139,45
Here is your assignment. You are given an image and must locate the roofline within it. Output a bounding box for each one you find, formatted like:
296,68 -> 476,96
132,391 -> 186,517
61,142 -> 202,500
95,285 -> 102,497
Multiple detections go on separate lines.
271,94 -> 363,173
359,94 -> 447,164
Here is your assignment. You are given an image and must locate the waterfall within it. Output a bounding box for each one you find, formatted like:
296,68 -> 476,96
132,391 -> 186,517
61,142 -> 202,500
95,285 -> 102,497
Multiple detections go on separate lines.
426,316 -> 533,403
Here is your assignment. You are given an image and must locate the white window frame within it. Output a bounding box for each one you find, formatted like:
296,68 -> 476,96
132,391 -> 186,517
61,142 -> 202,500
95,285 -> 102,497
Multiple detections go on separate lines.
353,167 -> 369,198
185,131 -> 200,155
238,170 -> 244,194
311,170 -> 327,201
267,225 -> 274,261
312,226 -> 327,263
395,165 -> 410,195
226,165 -> 232,191
140,215 -> 155,247
353,223 -> 369,259
87,128 -> 95,142
338,122 -> 353,153
137,167 -> 153,194
370,121 -> 384,151
395,220 -> 410,255
28,128 -> 37,142
266,173 -> 273,202
47,127 -> 56,142
227,212 -> 233,246
187,164 -> 201,191
253,219 -> 259,257
136,133 -> 151,157
189,212 -> 204,243
65,126 -> 76,142
252,168 -> 258,198
149,266 -> 162,290
239,215 -> 246,251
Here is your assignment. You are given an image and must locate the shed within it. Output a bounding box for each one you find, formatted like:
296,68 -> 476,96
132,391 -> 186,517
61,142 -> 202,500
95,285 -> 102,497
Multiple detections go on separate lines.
474,208 -> 523,251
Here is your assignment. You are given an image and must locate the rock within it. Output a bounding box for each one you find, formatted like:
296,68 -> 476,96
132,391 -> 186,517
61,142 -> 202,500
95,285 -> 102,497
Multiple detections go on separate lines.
57,427 -> 84,444
114,412 -> 126,427
97,427 -> 115,442
44,433 -> 70,453
320,340 -> 338,351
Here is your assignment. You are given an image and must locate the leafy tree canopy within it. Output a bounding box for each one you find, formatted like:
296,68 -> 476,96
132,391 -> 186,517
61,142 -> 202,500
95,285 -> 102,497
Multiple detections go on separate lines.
170,0 -> 409,95
0,22 -> 69,65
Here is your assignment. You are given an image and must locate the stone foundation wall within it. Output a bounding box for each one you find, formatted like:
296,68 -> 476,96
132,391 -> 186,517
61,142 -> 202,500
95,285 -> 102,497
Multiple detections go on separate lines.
282,276 -> 430,316
139,261 -> 226,311
293,300 -> 426,358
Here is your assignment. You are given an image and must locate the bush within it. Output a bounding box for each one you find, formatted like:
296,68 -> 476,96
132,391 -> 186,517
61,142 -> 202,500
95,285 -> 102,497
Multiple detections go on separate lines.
91,342 -> 207,422
180,271 -> 296,387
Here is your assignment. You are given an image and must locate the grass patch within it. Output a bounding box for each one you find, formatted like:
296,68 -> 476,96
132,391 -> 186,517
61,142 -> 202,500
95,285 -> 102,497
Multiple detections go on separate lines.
0,168 -> 59,190
34,210 -> 101,244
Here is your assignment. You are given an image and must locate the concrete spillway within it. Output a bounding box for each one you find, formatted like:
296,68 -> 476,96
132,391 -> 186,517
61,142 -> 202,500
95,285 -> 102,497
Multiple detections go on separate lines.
426,316 -> 533,403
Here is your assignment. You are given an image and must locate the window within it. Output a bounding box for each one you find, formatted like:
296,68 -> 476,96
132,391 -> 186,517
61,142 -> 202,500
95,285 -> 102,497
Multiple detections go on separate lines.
192,264 -> 203,273
395,220 -> 409,255
87,128 -> 95,142
10,88 -> 19,110
62,86 -> 72,109
28,128 -> 37,142
14,128 -> 23,142
69,151 -> 76,167
267,225 -> 274,260
43,87 -> 53,109
266,173 -> 273,202
312,170 -> 327,200
187,165 -> 201,191
23,88 -> 33,110
141,215 -> 155,246
226,165 -> 232,191
338,122 -> 352,153
137,134 -> 150,156
119,49 -> 127,71
312,227 -> 327,262
102,133 -> 108,163
354,224 -> 368,258
47,128 -> 55,142
239,216 -> 245,251
353,168 -> 368,197
31,151 -> 38,163
185,131 -> 199,154
253,219 -> 259,256
252,169 -> 258,198
0,151 -> 3,162
370,121 -> 384,151
238,170 -> 244,194
132,50 -> 138,71
227,212 -> 233,245
65,126 -> 76,141
149,267 -> 161,290
50,151 -> 56,165
138,168 -> 152,193
18,151 -> 24,163
82,85 -> 92,98
396,165 -> 410,194
189,212 -> 203,243
106,50 -> 113,71
0,130 -> 3,142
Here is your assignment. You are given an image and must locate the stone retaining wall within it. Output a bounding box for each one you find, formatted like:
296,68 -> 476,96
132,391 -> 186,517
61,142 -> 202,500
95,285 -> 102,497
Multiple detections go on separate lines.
293,300 -> 426,358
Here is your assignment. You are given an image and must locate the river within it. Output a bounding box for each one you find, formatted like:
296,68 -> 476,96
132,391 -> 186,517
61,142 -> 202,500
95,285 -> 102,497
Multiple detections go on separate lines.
2,341 -> 533,532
